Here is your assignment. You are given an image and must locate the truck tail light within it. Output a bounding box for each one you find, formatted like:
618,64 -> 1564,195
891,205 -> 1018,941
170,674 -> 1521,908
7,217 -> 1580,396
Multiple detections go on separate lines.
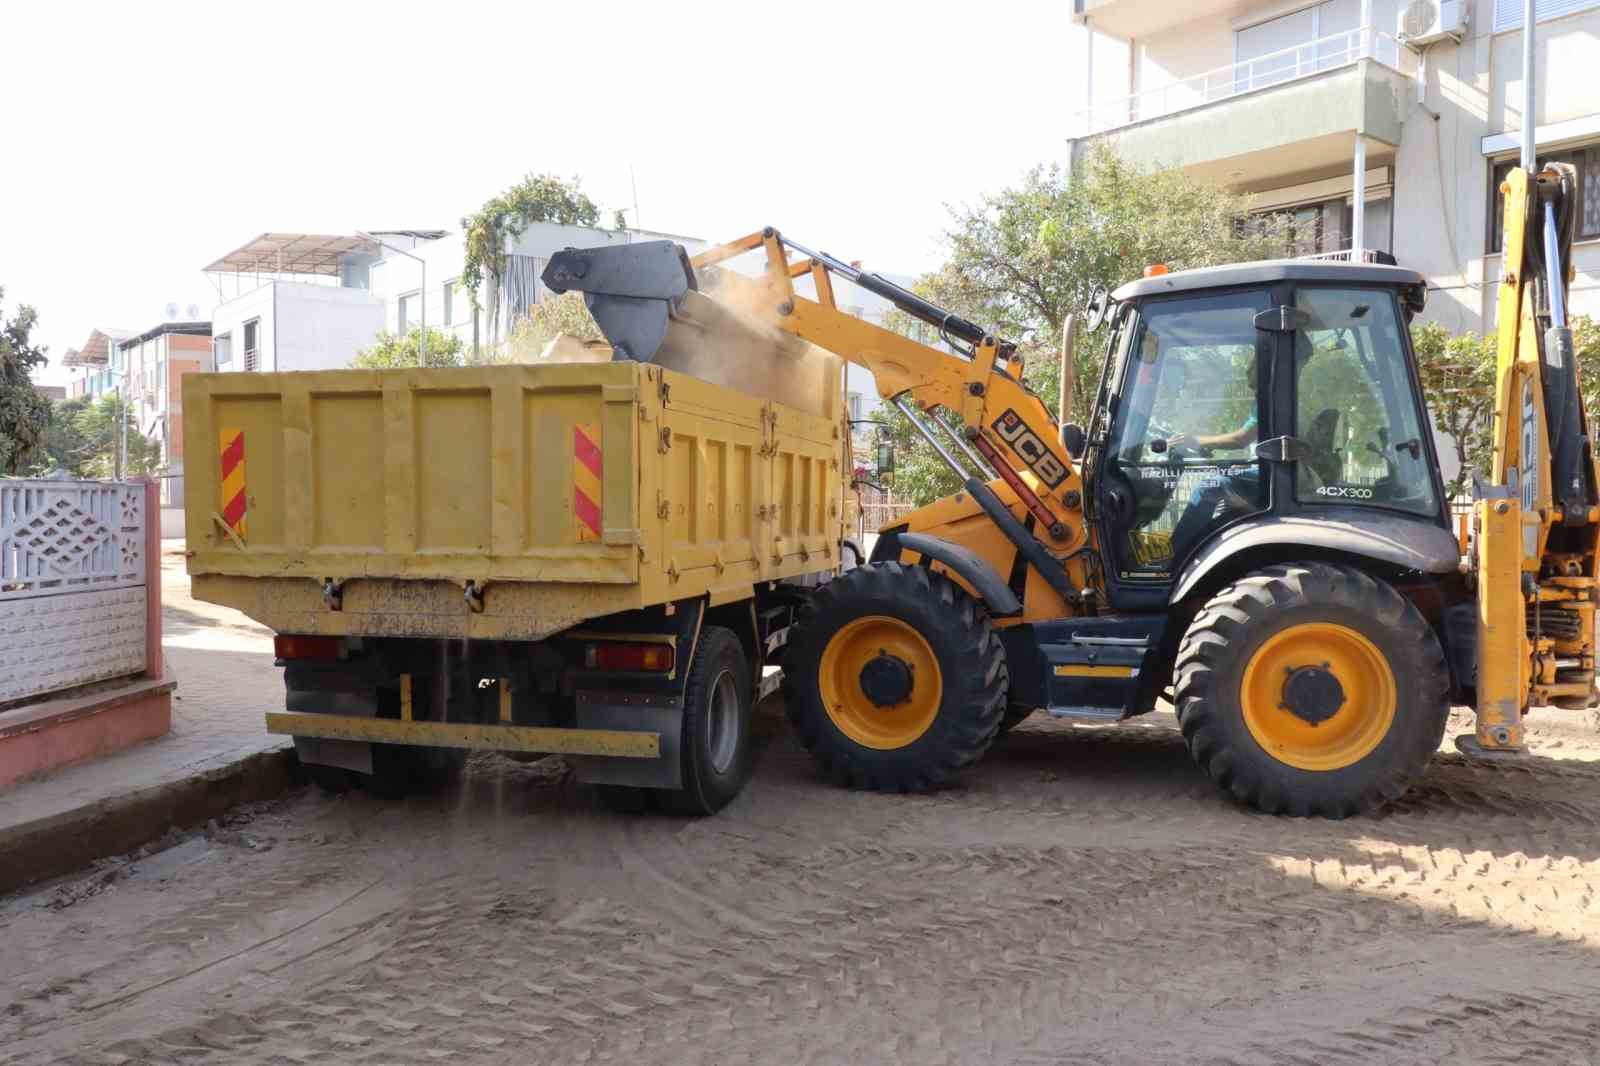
583,641 -> 674,673
274,635 -> 341,661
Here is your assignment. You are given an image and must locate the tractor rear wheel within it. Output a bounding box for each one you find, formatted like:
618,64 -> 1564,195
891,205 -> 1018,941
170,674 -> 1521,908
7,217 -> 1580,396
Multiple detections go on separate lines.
783,562 -> 1007,791
1174,562 -> 1449,818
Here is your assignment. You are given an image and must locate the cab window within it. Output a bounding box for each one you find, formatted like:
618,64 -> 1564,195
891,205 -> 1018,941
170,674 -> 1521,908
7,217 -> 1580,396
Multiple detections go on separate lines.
1292,288 -> 1438,516
1104,289 -> 1269,576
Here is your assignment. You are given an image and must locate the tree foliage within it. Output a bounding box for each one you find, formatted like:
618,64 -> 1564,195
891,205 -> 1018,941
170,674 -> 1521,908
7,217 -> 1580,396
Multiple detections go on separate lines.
880,147 -> 1290,506
459,173 -> 601,296
505,291 -> 605,360
1,287 -> 52,475
1411,321 -> 1496,499
352,328 -> 467,369
30,394 -> 160,478
1409,313 -> 1600,500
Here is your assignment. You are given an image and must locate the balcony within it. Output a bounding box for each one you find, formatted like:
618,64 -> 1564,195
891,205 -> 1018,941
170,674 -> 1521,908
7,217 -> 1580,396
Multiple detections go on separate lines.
1073,28 -> 1417,186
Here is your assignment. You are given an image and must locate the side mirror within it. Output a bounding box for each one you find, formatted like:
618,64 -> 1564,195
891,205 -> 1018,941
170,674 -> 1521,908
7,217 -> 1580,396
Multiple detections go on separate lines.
876,439 -> 896,477
1061,423 -> 1086,460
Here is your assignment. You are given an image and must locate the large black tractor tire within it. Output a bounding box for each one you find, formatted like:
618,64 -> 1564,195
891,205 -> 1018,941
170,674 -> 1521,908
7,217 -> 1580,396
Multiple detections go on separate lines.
783,562 -> 1008,792
657,626 -> 755,816
1174,562 -> 1449,818
997,702 -> 1035,737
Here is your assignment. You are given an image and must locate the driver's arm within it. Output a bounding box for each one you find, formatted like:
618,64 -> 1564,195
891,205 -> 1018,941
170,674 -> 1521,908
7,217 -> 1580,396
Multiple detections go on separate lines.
1198,423 -> 1256,449
1170,419 -> 1256,451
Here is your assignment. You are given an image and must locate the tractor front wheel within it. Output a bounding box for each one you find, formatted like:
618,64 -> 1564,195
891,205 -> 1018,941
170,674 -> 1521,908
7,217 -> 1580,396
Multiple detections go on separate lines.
783,562 -> 1007,792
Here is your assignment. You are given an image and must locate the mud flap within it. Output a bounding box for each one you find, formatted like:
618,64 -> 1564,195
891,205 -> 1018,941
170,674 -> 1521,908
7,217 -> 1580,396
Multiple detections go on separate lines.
569,691 -> 683,789
287,690 -> 375,774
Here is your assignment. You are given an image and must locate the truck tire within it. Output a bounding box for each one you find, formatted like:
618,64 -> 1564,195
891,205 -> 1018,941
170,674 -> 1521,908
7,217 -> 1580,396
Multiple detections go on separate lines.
1173,562 -> 1449,818
658,626 -> 754,815
304,764 -> 353,793
357,742 -> 467,800
354,682 -> 467,800
783,562 -> 1007,792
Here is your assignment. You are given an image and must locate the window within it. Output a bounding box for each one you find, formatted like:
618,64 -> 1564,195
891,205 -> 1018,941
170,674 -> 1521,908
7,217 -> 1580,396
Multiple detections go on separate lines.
848,392 -> 864,424
1239,196 -> 1352,256
1293,287 -> 1438,515
243,318 -> 259,372
1105,289 -> 1271,576
1488,144 -> 1600,251
398,291 -> 419,332
215,332 -> 232,369
1492,0 -> 1600,32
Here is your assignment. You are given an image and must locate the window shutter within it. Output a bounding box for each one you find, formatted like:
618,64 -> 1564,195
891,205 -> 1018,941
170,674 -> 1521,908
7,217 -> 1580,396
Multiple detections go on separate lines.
1493,0 -> 1600,32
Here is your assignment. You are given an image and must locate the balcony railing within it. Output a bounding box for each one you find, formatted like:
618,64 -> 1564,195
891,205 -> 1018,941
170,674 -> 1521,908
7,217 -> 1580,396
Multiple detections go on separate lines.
1076,27 -> 1415,137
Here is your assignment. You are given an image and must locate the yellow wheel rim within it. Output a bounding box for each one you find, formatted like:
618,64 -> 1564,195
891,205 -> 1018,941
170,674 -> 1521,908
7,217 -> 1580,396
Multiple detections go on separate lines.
817,615 -> 943,750
1239,622 -> 1396,772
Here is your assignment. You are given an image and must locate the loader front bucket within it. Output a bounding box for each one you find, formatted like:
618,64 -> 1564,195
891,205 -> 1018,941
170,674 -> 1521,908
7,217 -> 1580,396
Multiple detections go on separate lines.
541,241 -> 696,363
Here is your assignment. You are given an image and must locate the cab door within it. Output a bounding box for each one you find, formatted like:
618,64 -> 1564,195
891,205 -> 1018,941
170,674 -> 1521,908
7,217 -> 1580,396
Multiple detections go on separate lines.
1094,287 -> 1277,609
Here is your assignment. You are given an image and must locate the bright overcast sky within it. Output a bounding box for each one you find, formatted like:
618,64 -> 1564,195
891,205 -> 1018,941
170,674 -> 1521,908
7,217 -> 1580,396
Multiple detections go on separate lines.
4,1 -> 1088,385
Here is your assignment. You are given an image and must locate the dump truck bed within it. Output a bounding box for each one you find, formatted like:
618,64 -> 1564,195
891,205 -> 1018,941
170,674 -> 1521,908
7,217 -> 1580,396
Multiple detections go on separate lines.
183,360 -> 846,640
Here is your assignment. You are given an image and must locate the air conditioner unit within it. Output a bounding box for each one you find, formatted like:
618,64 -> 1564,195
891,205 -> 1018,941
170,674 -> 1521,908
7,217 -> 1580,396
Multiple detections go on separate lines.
1397,0 -> 1468,46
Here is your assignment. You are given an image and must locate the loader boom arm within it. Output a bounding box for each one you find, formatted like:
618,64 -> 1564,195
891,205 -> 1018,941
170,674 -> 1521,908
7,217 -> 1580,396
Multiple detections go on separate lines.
687,228 -> 1086,546
543,228 -> 1096,610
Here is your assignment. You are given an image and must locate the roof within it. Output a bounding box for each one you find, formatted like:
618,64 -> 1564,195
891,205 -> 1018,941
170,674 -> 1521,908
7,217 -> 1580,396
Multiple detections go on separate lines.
1111,260 -> 1427,302
367,229 -> 448,242
118,321 -> 212,348
203,233 -> 380,276
60,327 -> 135,367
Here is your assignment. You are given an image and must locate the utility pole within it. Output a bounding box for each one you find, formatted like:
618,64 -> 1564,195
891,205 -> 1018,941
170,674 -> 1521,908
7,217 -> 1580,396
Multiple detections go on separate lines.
1521,0 -> 1537,171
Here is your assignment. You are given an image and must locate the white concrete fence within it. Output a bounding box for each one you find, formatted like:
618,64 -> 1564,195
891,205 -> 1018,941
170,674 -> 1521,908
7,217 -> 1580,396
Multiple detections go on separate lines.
0,478 -> 152,704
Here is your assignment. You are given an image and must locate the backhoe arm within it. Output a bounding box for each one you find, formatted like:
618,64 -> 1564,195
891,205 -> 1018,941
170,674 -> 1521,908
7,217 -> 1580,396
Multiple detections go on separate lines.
1469,162 -> 1600,754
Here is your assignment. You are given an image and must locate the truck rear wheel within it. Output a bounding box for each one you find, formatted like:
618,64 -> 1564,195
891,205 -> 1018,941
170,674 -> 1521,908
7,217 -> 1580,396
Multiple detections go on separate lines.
1174,562 -> 1449,818
783,562 -> 1007,792
657,626 -> 753,816
344,679 -> 467,800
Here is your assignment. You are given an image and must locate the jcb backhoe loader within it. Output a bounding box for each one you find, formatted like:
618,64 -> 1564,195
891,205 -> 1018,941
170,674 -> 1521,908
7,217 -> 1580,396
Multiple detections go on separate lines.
542,158 -> 1594,817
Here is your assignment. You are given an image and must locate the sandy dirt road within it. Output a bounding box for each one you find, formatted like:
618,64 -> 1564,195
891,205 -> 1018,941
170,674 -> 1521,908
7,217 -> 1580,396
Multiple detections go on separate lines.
5,702 -> 1600,1065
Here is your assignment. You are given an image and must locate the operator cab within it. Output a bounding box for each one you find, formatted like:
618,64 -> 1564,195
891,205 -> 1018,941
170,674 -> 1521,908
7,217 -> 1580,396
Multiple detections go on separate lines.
1083,260 -> 1444,610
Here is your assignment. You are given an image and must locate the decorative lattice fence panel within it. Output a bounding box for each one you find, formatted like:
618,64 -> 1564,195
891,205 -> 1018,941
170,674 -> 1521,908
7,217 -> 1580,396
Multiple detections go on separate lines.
0,479 -> 150,703
0,480 -> 144,602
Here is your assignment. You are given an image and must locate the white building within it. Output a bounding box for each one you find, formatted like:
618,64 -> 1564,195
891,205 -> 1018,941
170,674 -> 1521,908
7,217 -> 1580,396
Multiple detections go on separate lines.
1070,0 -> 1600,334
204,233 -> 393,373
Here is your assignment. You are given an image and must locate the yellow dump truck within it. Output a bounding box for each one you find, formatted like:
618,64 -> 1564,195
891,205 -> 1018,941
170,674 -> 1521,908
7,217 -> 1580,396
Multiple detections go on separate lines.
184,355 -> 850,813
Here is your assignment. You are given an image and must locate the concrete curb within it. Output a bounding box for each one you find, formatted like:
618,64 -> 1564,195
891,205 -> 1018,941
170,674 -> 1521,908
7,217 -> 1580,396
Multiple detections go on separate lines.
0,747 -> 301,896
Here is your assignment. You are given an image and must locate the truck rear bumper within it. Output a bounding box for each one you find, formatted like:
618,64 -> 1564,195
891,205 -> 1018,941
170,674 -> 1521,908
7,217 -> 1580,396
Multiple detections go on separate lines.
264,712 -> 660,758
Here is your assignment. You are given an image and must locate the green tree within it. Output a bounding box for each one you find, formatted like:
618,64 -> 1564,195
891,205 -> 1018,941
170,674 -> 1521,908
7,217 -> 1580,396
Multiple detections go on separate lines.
351,328 -> 466,369
879,147 -> 1290,506
505,291 -> 606,361
1,288 -> 52,475
460,173 -> 601,297
1411,320 -> 1496,499
31,396 -> 93,475
1574,314 -> 1600,427
69,394 -> 160,479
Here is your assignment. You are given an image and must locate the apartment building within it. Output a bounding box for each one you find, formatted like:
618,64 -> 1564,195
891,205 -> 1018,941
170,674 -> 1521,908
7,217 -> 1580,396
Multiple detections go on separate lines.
114,322 -> 212,506
1071,0 -> 1600,333
204,233 -> 390,373
61,328 -> 133,400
